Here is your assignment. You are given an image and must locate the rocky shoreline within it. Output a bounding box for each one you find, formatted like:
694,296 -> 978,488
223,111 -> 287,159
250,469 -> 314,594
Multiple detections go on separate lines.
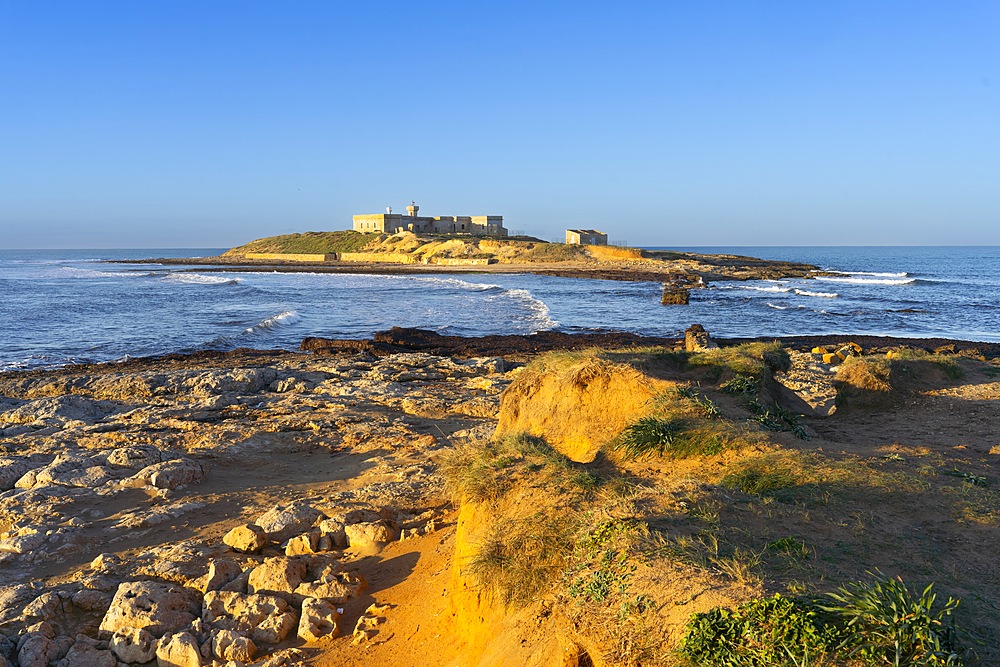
125,250 -> 819,285
1,342 -> 508,666
2,328 -> 999,666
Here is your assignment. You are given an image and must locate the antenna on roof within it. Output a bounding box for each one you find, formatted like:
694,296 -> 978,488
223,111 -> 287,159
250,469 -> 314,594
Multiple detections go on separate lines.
386,206 -> 392,214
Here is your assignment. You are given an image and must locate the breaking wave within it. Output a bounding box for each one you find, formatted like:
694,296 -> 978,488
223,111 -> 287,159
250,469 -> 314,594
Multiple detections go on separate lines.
827,270 -> 909,277
59,267 -> 152,279
718,284 -> 791,292
814,276 -> 916,285
414,276 -> 504,293
162,273 -> 242,286
496,288 -> 559,331
794,289 -> 838,298
246,310 -> 301,334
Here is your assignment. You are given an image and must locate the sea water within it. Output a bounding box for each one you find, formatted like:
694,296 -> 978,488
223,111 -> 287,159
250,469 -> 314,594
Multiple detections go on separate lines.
1,246 -> 999,371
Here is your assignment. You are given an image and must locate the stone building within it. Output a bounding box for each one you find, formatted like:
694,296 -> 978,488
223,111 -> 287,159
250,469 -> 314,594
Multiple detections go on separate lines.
353,201 -> 507,237
565,229 -> 608,245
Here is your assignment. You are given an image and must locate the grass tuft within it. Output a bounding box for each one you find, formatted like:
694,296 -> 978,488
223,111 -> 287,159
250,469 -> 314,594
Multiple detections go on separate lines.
611,417 -> 723,459
470,510 -> 579,604
722,461 -> 798,495
821,571 -> 965,666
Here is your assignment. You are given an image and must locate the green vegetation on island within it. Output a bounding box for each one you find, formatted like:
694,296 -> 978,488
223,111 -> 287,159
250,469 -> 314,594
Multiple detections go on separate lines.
222,230 -> 379,256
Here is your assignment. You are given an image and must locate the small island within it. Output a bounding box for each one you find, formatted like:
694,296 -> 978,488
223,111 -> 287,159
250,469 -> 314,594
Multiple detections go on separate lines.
150,202 -> 821,287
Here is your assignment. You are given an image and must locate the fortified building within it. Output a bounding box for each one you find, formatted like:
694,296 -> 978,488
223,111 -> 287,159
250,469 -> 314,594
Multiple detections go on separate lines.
353,202 -> 507,237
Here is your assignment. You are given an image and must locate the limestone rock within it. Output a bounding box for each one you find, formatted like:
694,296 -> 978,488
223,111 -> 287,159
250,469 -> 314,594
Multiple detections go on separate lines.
344,521 -> 400,553
185,368 -> 277,396
71,589 -> 112,612
246,557 -> 306,597
129,458 -> 203,490
16,453 -> 113,490
0,395 -> 114,426
0,457 -> 44,491
109,627 -> 157,663
317,518 -> 347,549
24,620 -> 56,638
284,531 -> 320,556
54,642 -> 116,667
294,565 -> 366,603
99,581 -> 201,638
253,503 -> 321,542
212,629 -> 256,662
0,529 -> 45,554
197,559 -> 245,593
202,591 -> 298,645
22,591 -> 64,622
106,445 -> 162,469
661,285 -> 690,305
297,597 -> 340,642
222,524 -> 268,554
0,634 -> 13,662
685,324 -> 718,352
155,631 -> 201,667
247,647 -> 307,667
16,633 -> 56,667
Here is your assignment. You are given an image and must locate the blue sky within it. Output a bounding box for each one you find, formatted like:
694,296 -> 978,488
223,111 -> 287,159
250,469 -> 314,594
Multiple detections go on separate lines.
1,1 -> 997,248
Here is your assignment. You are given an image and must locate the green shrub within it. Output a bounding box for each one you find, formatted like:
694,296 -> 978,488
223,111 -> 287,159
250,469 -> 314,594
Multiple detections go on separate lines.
679,594 -> 840,666
679,574 -> 965,666
821,571 -> 965,667
722,373 -> 759,395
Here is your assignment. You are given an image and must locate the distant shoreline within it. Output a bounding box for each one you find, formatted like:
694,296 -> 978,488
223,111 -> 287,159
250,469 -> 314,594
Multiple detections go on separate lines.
119,253 -> 821,284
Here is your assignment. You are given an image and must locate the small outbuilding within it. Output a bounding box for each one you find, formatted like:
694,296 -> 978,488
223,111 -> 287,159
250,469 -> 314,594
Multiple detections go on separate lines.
565,229 -> 608,245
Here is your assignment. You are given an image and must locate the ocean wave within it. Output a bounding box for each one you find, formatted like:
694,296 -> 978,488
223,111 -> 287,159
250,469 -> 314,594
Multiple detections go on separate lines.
814,276 -> 916,285
162,273 -> 242,286
413,276 -> 504,292
499,288 -> 559,331
766,302 -> 807,310
245,310 -> 301,334
0,353 -> 88,372
59,267 -> 153,279
794,289 -> 838,298
742,285 -> 792,293
827,270 -> 909,277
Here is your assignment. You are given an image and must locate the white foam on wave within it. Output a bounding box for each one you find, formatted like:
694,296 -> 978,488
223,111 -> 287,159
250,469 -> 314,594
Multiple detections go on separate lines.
59,267 -> 150,279
827,270 -> 909,277
245,310 -> 301,334
163,273 -> 241,286
766,302 -> 808,311
794,289 -> 838,298
815,276 -> 916,285
497,288 -> 559,331
743,285 -> 792,293
413,276 -> 503,292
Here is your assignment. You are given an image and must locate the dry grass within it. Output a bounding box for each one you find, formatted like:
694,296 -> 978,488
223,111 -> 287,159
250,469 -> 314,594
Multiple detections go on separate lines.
836,356 -> 894,392
451,340 -> 1000,664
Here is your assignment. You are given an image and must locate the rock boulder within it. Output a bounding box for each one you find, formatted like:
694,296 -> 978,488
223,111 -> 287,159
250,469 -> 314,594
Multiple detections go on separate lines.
98,581 -> 201,638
